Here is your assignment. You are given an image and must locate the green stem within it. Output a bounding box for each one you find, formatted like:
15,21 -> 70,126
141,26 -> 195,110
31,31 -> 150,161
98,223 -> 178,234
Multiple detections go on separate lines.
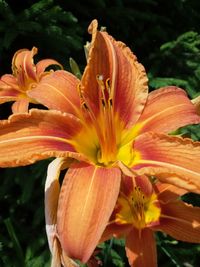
4,218 -> 25,267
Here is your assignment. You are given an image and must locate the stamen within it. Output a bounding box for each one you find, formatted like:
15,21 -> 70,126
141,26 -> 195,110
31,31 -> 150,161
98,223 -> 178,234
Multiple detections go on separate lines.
130,186 -> 146,228
77,76 -> 117,166
96,74 -> 117,164
106,78 -> 111,95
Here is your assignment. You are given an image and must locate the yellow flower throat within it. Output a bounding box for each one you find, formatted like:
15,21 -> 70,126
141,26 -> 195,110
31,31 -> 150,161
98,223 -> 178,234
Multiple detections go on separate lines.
74,75 -> 139,167
115,186 -> 161,229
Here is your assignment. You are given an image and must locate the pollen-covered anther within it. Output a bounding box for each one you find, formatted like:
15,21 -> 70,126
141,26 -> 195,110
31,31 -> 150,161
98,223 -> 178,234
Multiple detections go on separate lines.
96,75 -> 113,109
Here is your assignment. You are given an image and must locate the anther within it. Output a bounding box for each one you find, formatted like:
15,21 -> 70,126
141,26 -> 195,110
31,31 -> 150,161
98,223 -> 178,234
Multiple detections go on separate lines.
83,102 -> 89,110
97,74 -> 104,81
101,99 -> 106,107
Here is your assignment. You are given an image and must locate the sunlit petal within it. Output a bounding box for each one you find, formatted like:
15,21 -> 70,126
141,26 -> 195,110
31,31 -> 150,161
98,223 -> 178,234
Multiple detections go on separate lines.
36,59 -> 63,76
100,222 -> 131,243
155,183 -> 187,203
125,228 -> 157,267
0,109 -> 84,167
57,162 -> 121,262
0,74 -> 19,90
0,89 -> 19,98
82,20 -> 148,127
138,86 -> 200,133
28,70 -> 81,115
11,98 -> 29,113
45,158 -> 80,267
0,90 -> 19,104
154,200 -> 200,242
133,132 -> 200,193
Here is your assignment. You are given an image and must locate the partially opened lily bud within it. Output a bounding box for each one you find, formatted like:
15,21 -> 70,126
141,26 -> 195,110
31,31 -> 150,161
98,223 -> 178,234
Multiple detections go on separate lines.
0,19 -> 200,265
0,46 -> 62,113
102,175 -> 200,267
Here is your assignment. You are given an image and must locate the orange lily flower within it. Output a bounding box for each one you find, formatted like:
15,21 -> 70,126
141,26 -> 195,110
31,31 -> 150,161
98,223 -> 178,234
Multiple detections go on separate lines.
0,20 -> 200,264
101,175 -> 200,267
0,47 -> 62,113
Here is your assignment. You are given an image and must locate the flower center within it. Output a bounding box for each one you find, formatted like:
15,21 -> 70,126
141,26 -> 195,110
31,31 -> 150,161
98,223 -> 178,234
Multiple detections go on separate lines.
73,75 -> 139,167
74,75 -> 118,166
115,186 -> 161,229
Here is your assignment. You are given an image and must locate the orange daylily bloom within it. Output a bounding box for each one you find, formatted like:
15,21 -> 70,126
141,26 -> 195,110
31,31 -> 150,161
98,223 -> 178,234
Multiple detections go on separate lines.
0,47 -> 62,113
0,20 -> 200,264
101,175 -> 200,267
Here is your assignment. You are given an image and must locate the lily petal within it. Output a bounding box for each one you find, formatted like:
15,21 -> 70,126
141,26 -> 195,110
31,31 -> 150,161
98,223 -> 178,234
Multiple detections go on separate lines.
125,228 -> 157,267
138,86 -> 200,133
0,91 -> 19,104
192,95 -> 200,115
82,20 -> 148,127
28,70 -> 81,115
0,109 -> 84,167
134,132 -> 200,193
45,158 -> 78,267
120,174 -> 153,199
57,162 -> 121,263
50,237 -> 78,267
155,200 -> 200,243
155,183 -> 188,203
36,59 -> 62,77
0,75 -> 22,104
0,74 -> 19,90
51,237 -> 62,267
45,158 -> 68,252
100,222 -> 131,243
11,98 -> 29,113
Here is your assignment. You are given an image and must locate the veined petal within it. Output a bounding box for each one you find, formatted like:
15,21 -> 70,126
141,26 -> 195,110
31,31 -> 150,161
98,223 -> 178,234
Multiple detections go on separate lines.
101,222 -> 131,243
0,90 -> 19,104
0,76 -> 28,107
28,70 -> 81,116
0,74 -> 19,90
45,158 -> 79,267
120,174 -> 153,199
82,20 -> 148,127
57,162 -> 121,263
133,132 -> 200,193
36,59 -> 63,76
155,183 -> 188,203
11,98 -> 29,113
154,200 -> 200,243
0,109 -> 84,167
125,228 -> 157,267
137,86 -> 200,133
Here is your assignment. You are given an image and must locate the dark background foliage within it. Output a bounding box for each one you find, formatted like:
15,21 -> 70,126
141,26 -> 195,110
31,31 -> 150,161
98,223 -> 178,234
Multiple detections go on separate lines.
0,0 -> 200,266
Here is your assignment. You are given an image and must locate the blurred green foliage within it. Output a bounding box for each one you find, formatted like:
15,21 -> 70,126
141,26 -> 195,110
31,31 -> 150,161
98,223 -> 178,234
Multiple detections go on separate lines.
1,0 -> 200,266
149,31 -> 200,98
